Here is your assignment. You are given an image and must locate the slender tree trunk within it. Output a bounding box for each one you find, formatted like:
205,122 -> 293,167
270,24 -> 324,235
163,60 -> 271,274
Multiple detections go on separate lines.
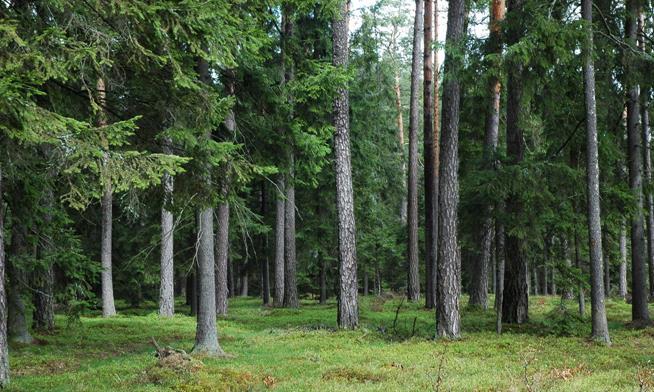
424,0 -> 438,310
320,255 -> 327,304
0,167 -> 8,387
33,178 -> 55,330
639,13 -> 654,300
574,229 -> 586,317
502,0 -> 529,324
406,0 -> 423,303
228,258 -> 235,298
582,0 -> 610,342
625,0 -> 650,323
98,78 -> 116,317
7,225 -> 32,345
363,271 -> 369,296
274,176 -> 285,307
562,238 -> 574,300
472,0 -> 506,310
395,71 -> 408,225
283,154 -> 298,308
260,182 -> 270,305
436,0 -> 465,339
333,0 -> 358,329
159,138 -> 175,318
240,272 -> 249,297
215,201 -> 229,315
620,222 -> 628,299
495,217 -> 505,334
603,229 -> 611,297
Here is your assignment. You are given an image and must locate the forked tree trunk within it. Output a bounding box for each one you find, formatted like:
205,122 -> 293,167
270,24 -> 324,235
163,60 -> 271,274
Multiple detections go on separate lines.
406,0 -> 423,303
582,0 -> 610,342
502,0 -> 529,325
159,138 -> 175,318
274,176 -> 285,307
436,0 -> 465,339
333,0 -> 358,329
625,0 -> 650,323
423,0 -> 438,310
0,167 -> 8,387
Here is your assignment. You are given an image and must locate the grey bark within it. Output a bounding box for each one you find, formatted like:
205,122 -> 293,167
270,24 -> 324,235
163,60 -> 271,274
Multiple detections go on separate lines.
98,78 -> 116,318
334,0 -> 359,329
424,0 -> 438,310
159,139 -> 175,318
582,0 -> 610,342
625,0 -> 650,323
575,229 -> 586,317
603,230 -> 611,297
215,202 -> 229,315
436,0 -> 465,339
407,0 -> 423,303
274,176 -> 285,307
502,0 -> 529,325
562,238 -> 574,300
33,178 -> 55,331
7,226 -> 32,345
363,271 -> 369,296
240,271 -> 249,297
260,182 -> 270,305
620,222 -> 628,299
0,167 -> 8,387
495,217 -> 505,334
283,154 -> 298,308
320,255 -> 327,304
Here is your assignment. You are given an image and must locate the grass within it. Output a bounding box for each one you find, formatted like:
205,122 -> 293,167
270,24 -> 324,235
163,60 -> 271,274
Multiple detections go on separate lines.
7,295 -> 654,391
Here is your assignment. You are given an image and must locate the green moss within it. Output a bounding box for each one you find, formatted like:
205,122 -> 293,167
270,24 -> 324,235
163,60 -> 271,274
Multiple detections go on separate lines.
6,296 -> 654,391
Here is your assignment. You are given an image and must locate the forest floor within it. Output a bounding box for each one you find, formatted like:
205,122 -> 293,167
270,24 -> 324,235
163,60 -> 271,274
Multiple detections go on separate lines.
7,294 -> 654,391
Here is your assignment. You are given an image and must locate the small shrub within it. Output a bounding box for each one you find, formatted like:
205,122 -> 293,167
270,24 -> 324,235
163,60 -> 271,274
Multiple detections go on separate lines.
540,304 -> 587,337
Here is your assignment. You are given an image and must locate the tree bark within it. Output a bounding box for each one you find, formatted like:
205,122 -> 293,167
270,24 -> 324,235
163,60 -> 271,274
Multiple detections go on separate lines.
394,70 -> 407,225
471,0 -> 505,310
33,177 -> 55,330
320,255 -> 327,304
620,222 -> 628,299
98,77 -> 116,317
215,201 -> 229,315
603,229 -> 611,297
260,182 -> 270,305
582,0 -> 610,342
7,225 -> 32,345
274,176 -> 285,307
436,0 -> 465,339
495,217 -> 505,334
333,0 -> 358,329
159,138 -> 175,318
283,154 -> 298,308
574,229 -> 586,317
502,0 -> 529,325
625,0 -> 650,323
0,167 -> 8,387
406,0 -> 423,303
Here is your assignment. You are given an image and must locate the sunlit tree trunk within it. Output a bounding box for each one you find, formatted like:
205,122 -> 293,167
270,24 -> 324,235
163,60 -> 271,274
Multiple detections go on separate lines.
333,0 -> 358,328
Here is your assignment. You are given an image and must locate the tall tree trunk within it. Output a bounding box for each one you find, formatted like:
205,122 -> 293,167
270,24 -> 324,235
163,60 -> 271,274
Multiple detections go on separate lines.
436,0 -> 465,339
620,222 -> 628,299
7,225 -> 32,345
159,138 -> 175,317
574,229 -> 586,317
423,0 -> 438,310
215,201 -> 229,315
333,0 -> 358,329
625,0 -> 650,323
495,217 -> 505,334
240,271 -> 249,297
363,271 -> 369,296
98,77 -> 116,317
639,13 -> 654,300
320,255 -> 327,304
562,238 -> 574,300
274,176 -> 285,307
406,0 -> 423,303
192,58 -> 223,356
283,154 -> 298,308
260,182 -> 270,305
603,229 -> 611,297
0,167 -> 8,387
33,176 -> 55,331
502,0 -> 529,324
395,70 -> 408,225
582,0 -> 610,342
471,0 -> 506,310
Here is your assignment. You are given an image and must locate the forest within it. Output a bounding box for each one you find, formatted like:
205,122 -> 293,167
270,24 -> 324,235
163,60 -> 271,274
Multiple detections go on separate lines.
1,0 -> 654,390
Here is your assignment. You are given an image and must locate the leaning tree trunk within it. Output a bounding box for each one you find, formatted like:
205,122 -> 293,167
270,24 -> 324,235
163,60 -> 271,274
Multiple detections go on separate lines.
333,0 -> 358,329
472,0 -> 506,310
0,167 -> 7,387
215,201 -> 230,315
98,77 -> 116,317
423,0 -> 438,310
406,0 -> 423,303
502,0 -> 529,325
159,138 -> 175,318
625,0 -> 650,323
273,176 -> 285,307
436,0 -> 465,339
620,222 -> 628,299
582,0 -> 610,342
